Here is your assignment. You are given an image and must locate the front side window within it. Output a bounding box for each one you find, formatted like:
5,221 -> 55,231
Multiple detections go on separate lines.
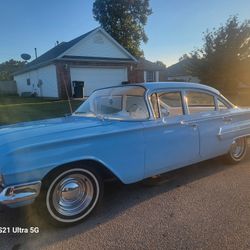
74,86 -> 149,120
186,91 -> 216,114
158,92 -> 184,117
95,95 -> 122,114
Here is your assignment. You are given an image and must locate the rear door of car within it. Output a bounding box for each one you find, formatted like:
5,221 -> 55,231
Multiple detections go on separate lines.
182,89 -> 231,159
142,89 -> 200,177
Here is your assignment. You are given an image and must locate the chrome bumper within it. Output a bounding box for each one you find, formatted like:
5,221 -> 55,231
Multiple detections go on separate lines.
0,181 -> 41,205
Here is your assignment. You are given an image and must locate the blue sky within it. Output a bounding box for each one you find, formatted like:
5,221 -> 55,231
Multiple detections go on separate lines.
1,0 -> 250,66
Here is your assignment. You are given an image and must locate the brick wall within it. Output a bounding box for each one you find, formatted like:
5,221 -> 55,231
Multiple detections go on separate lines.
56,62 -> 72,99
128,68 -> 144,83
159,71 -> 168,81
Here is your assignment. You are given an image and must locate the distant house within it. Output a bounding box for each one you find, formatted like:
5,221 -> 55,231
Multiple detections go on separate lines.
13,27 -> 138,98
166,60 -> 200,83
129,58 -> 167,83
14,28 -> 169,99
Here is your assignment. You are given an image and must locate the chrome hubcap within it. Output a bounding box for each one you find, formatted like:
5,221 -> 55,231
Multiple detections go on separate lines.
230,138 -> 246,159
52,174 -> 94,217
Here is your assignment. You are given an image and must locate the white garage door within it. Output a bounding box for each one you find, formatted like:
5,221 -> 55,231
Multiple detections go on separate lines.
70,67 -> 128,97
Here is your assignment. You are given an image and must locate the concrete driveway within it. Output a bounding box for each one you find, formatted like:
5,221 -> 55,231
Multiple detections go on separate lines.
1,154 -> 250,250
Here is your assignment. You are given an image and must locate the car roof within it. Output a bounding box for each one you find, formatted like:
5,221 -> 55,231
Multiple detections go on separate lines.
134,82 -> 220,95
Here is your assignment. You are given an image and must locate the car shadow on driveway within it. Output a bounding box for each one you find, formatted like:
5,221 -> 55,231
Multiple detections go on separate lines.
1,153 -> 249,250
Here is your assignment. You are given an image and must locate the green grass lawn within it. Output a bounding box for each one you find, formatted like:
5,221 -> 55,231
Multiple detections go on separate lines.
0,96 -> 83,125
0,96 -> 58,105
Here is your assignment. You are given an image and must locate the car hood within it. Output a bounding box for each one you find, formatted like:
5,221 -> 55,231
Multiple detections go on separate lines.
0,116 -> 109,155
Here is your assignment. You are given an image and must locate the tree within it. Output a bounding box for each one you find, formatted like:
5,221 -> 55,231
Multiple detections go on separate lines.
185,16 -> 250,92
93,0 -> 152,57
155,60 -> 166,68
0,59 -> 26,81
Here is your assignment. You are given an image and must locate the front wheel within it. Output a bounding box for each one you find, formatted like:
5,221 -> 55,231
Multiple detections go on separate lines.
225,137 -> 247,164
37,167 -> 103,226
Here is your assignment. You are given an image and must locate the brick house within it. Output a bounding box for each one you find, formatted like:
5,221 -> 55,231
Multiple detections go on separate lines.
14,27 -> 167,99
166,60 -> 200,83
129,58 -> 167,83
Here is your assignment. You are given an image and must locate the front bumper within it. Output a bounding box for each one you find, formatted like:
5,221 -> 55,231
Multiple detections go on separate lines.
0,181 -> 41,207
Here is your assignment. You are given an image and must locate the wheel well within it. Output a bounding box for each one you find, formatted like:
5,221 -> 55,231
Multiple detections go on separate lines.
42,160 -> 120,184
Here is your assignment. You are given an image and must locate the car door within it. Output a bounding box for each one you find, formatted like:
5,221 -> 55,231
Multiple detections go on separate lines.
142,90 -> 200,178
183,90 -> 230,159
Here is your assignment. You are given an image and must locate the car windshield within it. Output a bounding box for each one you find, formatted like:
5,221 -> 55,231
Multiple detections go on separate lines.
74,85 -> 149,120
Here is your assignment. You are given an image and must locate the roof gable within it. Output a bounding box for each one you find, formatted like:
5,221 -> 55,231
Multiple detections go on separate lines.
166,60 -> 190,77
136,58 -> 166,71
61,29 -> 136,61
25,28 -> 98,68
14,27 -> 136,75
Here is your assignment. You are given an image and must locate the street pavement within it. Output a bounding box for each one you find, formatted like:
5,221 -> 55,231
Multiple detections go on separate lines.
0,154 -> 250,250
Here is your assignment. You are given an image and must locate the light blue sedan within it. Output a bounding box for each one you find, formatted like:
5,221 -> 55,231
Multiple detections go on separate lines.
0,82 -> 249,226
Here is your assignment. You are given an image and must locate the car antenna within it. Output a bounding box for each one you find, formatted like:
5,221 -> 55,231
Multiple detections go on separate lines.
62,64 -> 73,114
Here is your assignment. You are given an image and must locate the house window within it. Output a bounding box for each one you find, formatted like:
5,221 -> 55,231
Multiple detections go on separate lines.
27,78 -> 31,86
146,71 -> 155,82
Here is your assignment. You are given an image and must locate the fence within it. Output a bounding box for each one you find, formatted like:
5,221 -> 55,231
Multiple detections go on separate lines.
0,81 -> 17,95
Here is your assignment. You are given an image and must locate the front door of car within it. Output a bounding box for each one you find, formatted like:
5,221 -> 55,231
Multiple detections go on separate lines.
142,91 -> 199,178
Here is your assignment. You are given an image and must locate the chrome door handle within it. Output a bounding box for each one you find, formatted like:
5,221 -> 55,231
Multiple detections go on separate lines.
180,120 -> 188,125
180,121 -> 197,128
223,116 -> 232,122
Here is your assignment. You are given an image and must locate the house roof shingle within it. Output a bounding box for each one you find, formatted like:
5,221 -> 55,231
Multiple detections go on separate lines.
136,58 -> 166,71
13,28 -> 98,75
166,60 -> 190,77
27,28 -> 97,68
14,27 -> 137,75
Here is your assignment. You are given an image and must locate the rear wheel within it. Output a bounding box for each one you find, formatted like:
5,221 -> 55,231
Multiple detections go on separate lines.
37,167 -> 103,226
225,137 -> 247,164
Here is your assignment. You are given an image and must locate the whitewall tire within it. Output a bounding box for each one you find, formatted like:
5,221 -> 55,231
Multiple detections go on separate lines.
37,167 -> 103,226
226,137 -> 247,164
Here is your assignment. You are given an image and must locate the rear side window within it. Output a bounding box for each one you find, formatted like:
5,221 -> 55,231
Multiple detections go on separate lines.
158,92 -> 184,117
186,91 -> 216,114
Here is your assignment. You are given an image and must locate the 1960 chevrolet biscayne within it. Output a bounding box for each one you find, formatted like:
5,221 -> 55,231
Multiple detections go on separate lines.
0,82 -> 249,226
